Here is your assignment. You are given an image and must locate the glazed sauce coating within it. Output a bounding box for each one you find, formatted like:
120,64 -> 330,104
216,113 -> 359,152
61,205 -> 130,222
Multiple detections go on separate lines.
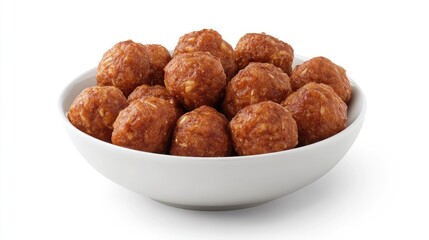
68,86 -> 128,142
290,56 -> 351,103
170,106 -> 232,157
111,97 -> 177,153
69,30 -> 353,156
173,29 -> 236,80
235,33 -> 294,76
128,84 -> 184,117
282,82 -> 348,145
164,52 -> 227,110
96,40 -> 151,96
145,44 -> 171,86
229,101 -> 298,156
222,62 -> 292,119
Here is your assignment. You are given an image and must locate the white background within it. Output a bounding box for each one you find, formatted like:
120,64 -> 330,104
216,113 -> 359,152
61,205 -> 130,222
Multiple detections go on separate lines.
1,0 -> 428,239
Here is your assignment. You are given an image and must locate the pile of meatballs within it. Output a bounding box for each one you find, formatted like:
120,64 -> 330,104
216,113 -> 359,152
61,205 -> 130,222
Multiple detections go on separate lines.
68,29 -> 351,157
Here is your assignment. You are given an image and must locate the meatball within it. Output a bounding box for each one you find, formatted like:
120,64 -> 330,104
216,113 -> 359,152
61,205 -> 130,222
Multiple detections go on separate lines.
222,62 -> 292,119
290,56 -> 351,103
68,86 -> 128,142
111,97 -> 177,153
97,40 -> 151,96
146,44 -> 171,86
170,106 -> 231,157
281,82 -> 348,145
235,33 -> 294,76
164,52 -> 227,110
229,101 -> 298,156
173,29 -> 236,80
128,84 -> 184,117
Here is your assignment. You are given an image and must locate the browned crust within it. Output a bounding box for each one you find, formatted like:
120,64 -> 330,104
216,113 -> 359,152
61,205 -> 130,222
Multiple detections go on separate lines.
96,40 -> 151,96
164,52 -> 227,110
170,106 -> 232,157
146,44 -> 171,86
282,82 -> 348,145
173,29 -> 236,80
222,62 -> 292,119
68,86 -> 128,142
229,101 -> 298,155
235,33 -> 294,76
290,56 -> 351,103
111,97 -> 177,153
128,84 -> 184,117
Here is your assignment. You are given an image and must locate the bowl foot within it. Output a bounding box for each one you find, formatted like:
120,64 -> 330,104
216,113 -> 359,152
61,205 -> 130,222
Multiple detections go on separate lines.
153,199 -> 270,211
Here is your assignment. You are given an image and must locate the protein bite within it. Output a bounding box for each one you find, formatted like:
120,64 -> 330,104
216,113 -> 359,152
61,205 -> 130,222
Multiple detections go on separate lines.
128,84 -> 183,117
164,52 -> 227,110
173,29 -> 236,80
282,82 -> 347,145
229,101 -> 298,156
235,33 -> 294,76
290,56 -> 351,103
146,44 -> 171,86
111,97 -> 177,153
170,106 -> 232,157
97,40 -> 151,96
222,62 -> 292,119
68,86 -> 128,142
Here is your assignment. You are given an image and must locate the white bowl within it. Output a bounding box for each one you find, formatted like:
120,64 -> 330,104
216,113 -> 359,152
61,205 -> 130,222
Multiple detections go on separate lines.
59,56 -> 366,210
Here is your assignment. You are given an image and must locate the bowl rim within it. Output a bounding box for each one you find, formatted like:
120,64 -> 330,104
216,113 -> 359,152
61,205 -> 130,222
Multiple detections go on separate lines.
59,59 -> 367,162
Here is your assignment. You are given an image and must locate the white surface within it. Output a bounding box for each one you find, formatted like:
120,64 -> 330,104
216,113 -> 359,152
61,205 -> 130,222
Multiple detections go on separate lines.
0,0 -> 428,239
59,62 -> 365,209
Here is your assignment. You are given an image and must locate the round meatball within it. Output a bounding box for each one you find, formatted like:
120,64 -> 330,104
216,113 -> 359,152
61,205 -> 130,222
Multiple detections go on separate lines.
291,56 -> 351,103
222,62 -> 292,119
235,33 -> 294,76
173,29 -> 236,80
281,82 -> 348,146
68,86 -> 128,142
170,106 -> 231,157
112,97 -> 177,153
97,40 -> 151,96
146,44 -> 171,86
128,84 -> 184,117
164,52 -> 227,110
229,101 -> 298,156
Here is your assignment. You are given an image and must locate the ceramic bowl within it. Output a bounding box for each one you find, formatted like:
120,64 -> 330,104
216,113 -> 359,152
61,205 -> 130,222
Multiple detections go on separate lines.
59,56 -> 366,210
